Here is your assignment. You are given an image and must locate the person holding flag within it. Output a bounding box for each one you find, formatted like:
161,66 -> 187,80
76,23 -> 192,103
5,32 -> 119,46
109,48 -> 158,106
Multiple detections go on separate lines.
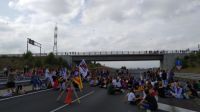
56,60 -> 88,104
72,66 -> 83,91
57,66 -> 82,104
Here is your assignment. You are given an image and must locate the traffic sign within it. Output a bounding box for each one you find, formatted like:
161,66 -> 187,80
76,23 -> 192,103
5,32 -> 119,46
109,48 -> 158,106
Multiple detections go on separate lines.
176,59 -> 182,70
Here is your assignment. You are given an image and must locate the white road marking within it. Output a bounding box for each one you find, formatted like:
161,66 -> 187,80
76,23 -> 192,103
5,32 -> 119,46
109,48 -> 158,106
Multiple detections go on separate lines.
50,91 -> 95,112
158,103 -> 197,112
0,89 -> 52,102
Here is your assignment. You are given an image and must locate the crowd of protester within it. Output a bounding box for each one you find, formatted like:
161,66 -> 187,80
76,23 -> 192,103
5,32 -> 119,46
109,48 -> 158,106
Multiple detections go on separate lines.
2,67 -> 71,97
2,65 -> 200,111
88,68 -> 200,111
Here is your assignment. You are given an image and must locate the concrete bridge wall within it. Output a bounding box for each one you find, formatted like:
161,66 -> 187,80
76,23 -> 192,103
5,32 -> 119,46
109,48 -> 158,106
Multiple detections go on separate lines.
160,53 -> 187,70
60,53 -> 187,70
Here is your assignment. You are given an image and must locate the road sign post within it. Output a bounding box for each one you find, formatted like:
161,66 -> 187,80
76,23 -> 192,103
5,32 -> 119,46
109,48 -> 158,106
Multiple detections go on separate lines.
27,38 -> 42,56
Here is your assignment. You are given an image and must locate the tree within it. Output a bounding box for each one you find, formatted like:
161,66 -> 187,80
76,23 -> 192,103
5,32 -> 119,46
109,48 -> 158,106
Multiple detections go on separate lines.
35,58 -> 43,67
182,59 -> 189,68
189,53 -> 197,62
23,51 -> 33,60
23,51 -> 34,67
45,52 -> 56,66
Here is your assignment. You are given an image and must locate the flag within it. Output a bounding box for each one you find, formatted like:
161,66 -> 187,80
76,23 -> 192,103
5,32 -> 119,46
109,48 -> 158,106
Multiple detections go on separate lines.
72,67 -> 83,90
79,59 -> 88,78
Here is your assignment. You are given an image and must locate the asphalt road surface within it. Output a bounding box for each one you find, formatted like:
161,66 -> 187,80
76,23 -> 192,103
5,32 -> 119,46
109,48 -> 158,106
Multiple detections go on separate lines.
0,85 -> 168,112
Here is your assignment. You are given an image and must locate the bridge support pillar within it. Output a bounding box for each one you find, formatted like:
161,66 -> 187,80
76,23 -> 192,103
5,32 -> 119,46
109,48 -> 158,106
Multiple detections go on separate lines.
60,55 -> 72,65
160,54 -> 187,70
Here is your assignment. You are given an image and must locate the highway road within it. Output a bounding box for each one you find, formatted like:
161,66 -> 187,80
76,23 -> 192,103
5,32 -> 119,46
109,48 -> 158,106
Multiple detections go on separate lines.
0,71 -> 199,112
0,84 -> 168,112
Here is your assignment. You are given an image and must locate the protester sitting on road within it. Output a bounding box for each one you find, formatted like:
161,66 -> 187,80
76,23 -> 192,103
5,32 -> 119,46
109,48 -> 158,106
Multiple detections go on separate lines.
99,77 -> 107,88
89,78 -> 96,87
165,84 -> 173,98
192,80 -> 199,91
139,89 -> 158,111
170,83 -> 183,99
121,79 -> 126,89
187,81 -> 199,98
115,79 -> 122,93
148,85 -> 158,101
127,78 -> 133,89
126,89 -> 141,105
133,85 -> 140,94
107,83 -> 115,95
157,81 -> 165,98
183,82 -> 193,99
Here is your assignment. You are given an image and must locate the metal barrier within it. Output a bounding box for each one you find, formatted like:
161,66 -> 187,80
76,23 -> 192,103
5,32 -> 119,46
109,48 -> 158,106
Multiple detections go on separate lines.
0,79 -> 45,90
0,53 -> 48,57
57,50 -> 199,56
0,50 -> 198,57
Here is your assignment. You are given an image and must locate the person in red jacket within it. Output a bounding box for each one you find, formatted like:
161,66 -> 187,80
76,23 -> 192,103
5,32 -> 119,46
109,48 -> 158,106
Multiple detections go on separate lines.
64,85 -> 73,105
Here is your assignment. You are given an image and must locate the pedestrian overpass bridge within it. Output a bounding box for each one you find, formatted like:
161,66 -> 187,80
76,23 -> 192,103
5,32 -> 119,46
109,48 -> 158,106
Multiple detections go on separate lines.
0,50 -> 196,69
58,50 -> 193,69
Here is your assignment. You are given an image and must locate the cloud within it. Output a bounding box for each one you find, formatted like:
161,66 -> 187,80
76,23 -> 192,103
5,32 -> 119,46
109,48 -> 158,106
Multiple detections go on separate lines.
0,0 -> 199,55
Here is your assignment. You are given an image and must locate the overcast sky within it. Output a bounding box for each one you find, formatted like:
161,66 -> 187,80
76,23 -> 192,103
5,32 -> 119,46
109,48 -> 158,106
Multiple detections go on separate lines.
0,0 -> 200,68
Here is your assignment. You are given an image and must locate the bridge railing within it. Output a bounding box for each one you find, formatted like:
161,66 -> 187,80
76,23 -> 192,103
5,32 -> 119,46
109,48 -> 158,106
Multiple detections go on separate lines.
57,50 -> 199,56
0,50 -> 199,57
0,53 -> 48,57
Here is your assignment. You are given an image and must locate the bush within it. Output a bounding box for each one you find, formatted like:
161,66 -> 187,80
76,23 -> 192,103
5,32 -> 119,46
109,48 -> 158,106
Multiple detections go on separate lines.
44,53 -> 68,67
23,51 -> 33,60
45,52 -> 57,66
35,59 -> 43,67
23,51 -> 34,67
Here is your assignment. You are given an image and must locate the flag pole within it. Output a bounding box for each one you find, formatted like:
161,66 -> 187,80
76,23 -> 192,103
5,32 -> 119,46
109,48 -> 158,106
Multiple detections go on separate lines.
78,66 -> 83,92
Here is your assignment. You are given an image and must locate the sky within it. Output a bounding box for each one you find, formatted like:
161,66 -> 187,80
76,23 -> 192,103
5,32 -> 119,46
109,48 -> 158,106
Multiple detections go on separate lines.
0,0 -> 200,68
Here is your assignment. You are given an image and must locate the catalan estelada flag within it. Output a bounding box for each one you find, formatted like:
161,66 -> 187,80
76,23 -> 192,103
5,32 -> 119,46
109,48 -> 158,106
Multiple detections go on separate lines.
79,59 -> 88,78
72,67 -> 83,91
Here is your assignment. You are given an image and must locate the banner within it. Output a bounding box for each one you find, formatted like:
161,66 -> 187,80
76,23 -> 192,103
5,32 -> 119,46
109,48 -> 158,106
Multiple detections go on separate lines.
79,59 -> 88,78
72,68 -> 83,90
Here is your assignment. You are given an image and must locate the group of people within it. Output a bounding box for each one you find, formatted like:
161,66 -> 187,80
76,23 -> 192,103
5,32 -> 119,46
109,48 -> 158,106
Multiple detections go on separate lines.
2,60 -> 87,98
2,65 -> 200,111
88,68 -> 200,111
4,68 -> 27,96
2,67 -> 70,97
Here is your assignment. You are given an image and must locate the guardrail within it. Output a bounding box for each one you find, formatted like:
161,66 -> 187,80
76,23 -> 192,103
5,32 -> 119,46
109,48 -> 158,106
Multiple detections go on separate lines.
57,50 -> 199,56
0,79 -> 45,90
0,53 -> 48,57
